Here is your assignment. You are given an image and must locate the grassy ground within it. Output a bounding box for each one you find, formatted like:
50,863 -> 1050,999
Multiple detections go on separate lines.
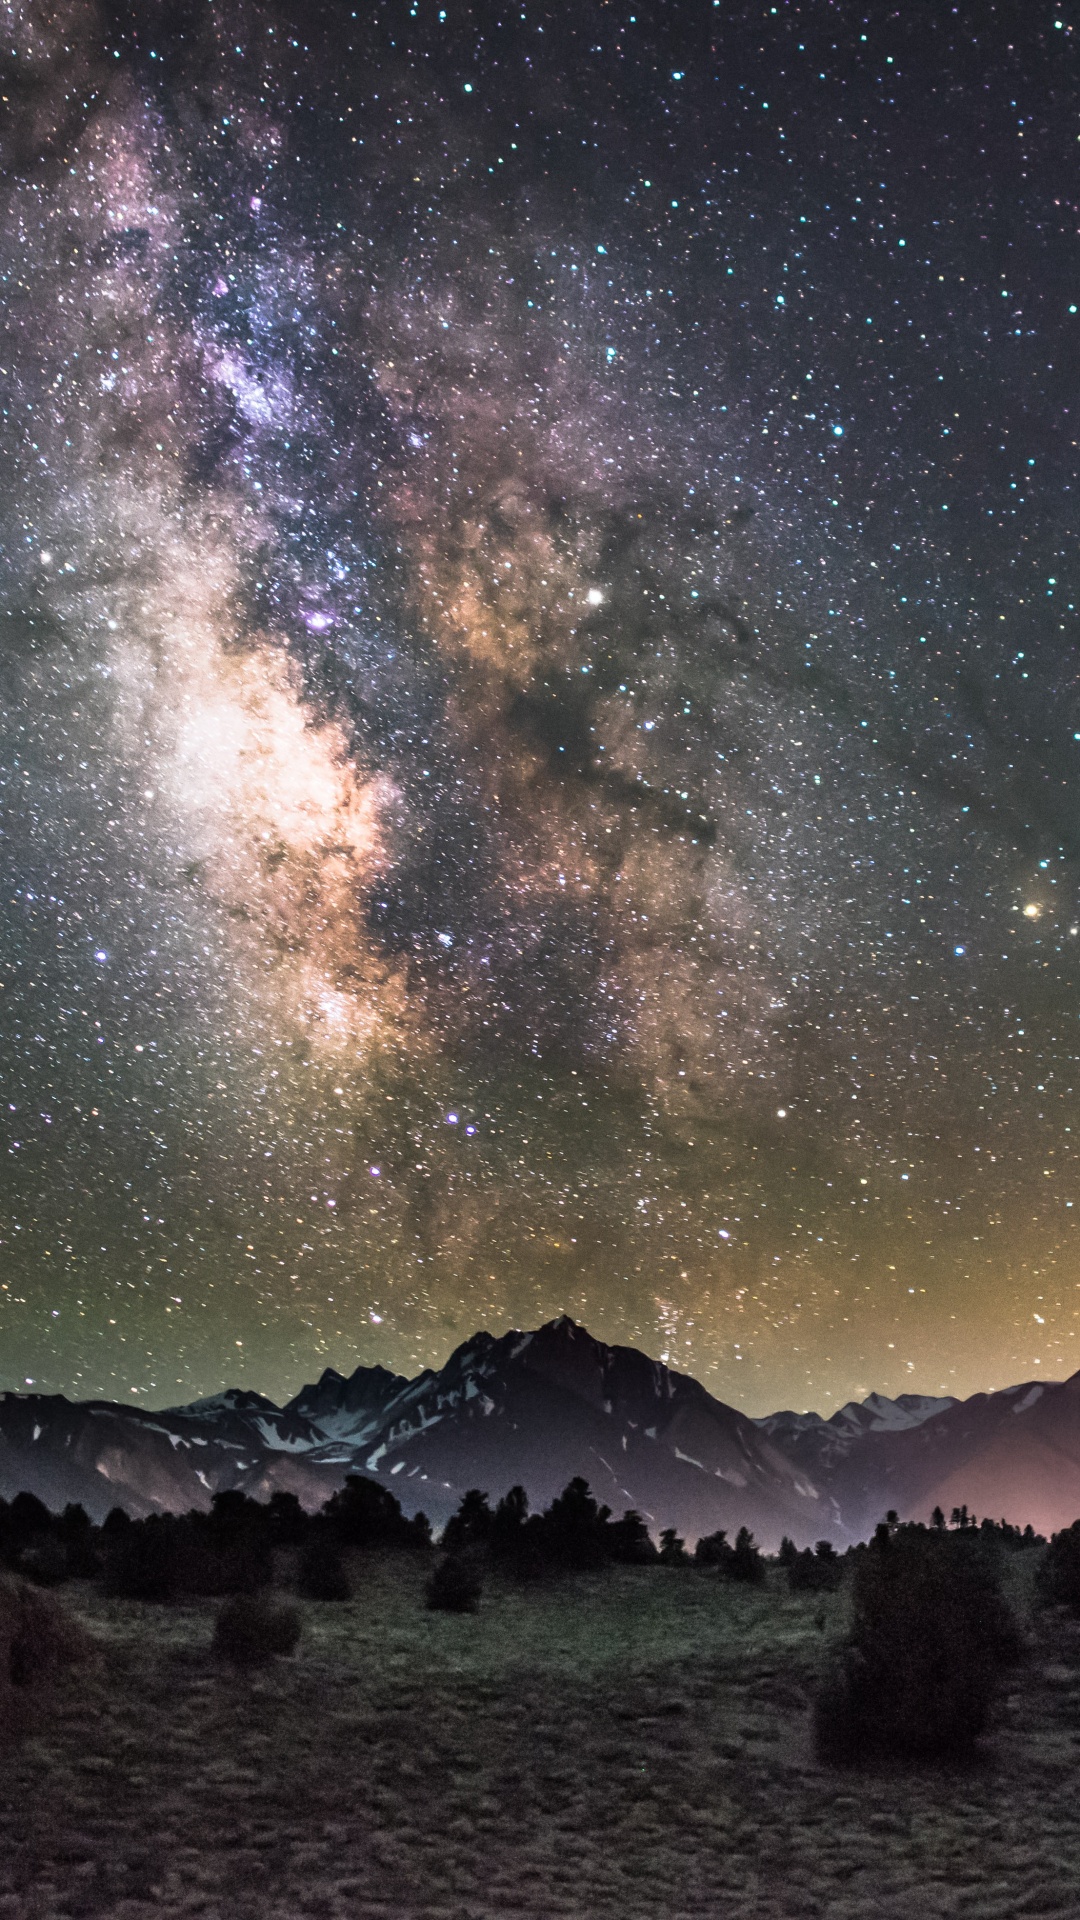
2,1554 -> 1080,1919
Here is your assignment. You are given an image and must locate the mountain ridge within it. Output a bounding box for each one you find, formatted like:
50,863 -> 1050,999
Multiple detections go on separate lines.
3,1317 -> 1079,1549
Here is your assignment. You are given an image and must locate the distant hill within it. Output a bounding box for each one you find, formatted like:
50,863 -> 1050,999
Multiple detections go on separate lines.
2,1317 -> 1078,1547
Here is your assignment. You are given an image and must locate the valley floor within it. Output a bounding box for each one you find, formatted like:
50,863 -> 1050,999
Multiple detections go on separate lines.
2,1557 -> 1080,1919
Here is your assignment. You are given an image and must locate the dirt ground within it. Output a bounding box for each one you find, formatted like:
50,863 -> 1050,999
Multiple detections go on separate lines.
2,1555 -> 1080,1919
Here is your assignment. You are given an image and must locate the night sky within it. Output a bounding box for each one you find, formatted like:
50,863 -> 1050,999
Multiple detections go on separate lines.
2,0 -> 1079,1415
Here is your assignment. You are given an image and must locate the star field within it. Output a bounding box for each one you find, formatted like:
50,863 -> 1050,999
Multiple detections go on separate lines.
1,0 -> 1079,1414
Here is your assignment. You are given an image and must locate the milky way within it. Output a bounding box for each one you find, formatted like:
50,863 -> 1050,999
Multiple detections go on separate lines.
2,1 -> 1079,1412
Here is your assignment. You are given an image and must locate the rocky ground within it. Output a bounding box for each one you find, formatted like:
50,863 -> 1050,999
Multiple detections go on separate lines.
2,1554 -> 1079,1919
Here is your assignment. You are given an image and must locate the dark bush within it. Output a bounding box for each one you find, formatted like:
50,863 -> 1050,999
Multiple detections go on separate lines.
298,1538 -> 352,1602
815,1523 -> 1021,1762
426,1553 -> 482,1613
212,1593 -> 301,1667
0,1577 -> 95,1739
1037,1520 -> 1080,1611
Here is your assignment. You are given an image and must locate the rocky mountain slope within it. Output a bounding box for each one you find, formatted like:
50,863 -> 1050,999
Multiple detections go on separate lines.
3,1317 -> 1079,1547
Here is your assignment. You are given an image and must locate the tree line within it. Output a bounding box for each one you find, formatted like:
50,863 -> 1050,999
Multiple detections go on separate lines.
7,1475 -> 1080,1759
0,1477 -> 1053,1607
0,1474 -> 777,1603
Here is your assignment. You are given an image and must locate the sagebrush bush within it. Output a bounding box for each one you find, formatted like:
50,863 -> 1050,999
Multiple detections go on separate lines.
426,1554 -> 482,1613
0,1577 -> 94,1739
815,1524 -> 1020,1761
212,1593 -> 302,1667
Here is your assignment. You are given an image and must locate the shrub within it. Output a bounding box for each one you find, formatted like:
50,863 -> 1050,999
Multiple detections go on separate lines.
0,1578 -> 95,1739
1037,1520 -> 1080,1611
815,1523 -> 1020,1762
212,1593 -> 302,1667
426,1554 -> 482,1613
298,1538 -> 352,1602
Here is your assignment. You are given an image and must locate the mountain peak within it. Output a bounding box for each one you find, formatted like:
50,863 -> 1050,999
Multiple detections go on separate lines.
6,1321 -> 1080,1545
166,1387 -> 281,1417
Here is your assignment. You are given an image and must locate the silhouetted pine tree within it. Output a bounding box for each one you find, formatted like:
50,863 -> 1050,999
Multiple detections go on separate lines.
442,1490 -> 493,1554
538,1478 -> 612,1570
694,1528 -> 732,1571
609,1510 -> 658,1564
729,1527 -> 766,1584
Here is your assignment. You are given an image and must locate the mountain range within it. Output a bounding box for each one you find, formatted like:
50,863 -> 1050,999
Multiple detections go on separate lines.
3,1316 -> 1080,1549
